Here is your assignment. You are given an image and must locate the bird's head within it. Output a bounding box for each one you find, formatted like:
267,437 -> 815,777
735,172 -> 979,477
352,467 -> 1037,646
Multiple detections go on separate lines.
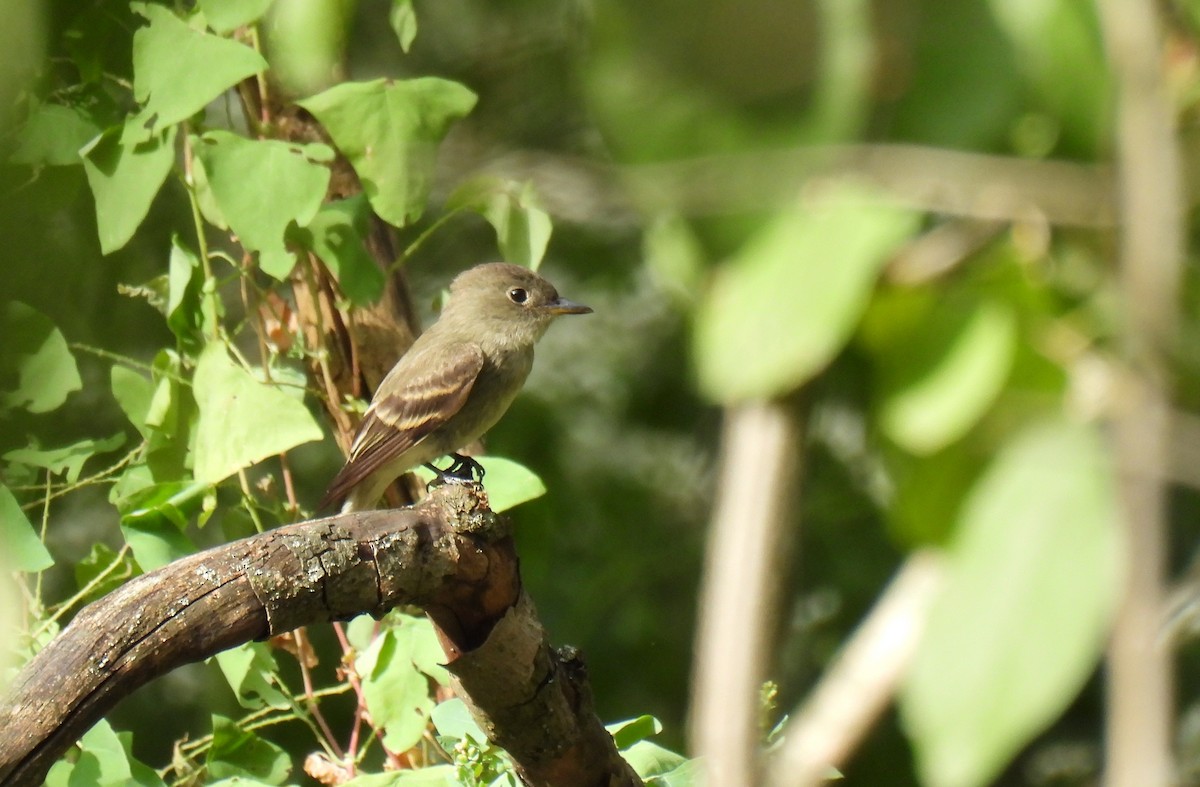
443,262 -> 592,347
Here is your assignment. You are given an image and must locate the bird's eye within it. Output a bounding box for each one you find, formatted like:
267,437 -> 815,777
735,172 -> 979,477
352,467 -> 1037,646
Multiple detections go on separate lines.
507,287 -> 528,304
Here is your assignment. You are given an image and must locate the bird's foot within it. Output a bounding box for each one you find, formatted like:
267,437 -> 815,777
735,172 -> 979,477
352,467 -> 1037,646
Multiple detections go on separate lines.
423,453 -> 485,488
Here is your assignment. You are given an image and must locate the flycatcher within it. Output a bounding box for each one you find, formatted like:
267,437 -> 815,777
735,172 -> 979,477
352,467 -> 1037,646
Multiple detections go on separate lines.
319,262 -> 592,512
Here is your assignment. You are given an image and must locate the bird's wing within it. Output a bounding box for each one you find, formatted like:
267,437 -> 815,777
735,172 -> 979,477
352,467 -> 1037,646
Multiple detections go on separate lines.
317,343 -> 486,510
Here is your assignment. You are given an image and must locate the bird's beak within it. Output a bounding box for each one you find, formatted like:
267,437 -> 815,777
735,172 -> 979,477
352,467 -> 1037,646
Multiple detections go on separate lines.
545,297 -> 593,315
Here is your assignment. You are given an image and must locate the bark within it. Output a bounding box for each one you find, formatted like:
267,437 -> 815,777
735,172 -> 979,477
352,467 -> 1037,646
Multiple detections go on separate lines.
0,483 -> 639,787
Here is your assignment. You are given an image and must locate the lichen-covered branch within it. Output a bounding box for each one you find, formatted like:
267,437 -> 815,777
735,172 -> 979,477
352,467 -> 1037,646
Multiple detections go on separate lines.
0,484 -> 638,787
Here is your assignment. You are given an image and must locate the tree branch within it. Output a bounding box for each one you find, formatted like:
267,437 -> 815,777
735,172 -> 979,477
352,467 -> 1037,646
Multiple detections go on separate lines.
1094,0 -> 1182,782
0,483 -> 639,787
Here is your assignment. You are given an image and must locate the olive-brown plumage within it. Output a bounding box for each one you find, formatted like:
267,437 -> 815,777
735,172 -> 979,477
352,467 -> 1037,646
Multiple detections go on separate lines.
319,263 -> 591,512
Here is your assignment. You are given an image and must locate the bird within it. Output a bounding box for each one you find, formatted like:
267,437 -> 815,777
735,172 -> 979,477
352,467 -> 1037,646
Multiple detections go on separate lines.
318,262 -> 592,512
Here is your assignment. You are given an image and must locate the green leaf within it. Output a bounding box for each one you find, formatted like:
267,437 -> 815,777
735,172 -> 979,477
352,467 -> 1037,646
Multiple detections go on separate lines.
296,196 -> 385,305
878,299 -> 1017,455
198,0 -> 276,34
75,543 -> 140,604
431,698 -> 487,742
607,715 -> 663,750
644,213 -> 705,305
346,613 -> 379,651
694,186 -> 919,402
886,443 -> 984,546
191,343 -> 324,484
644,757 -> 706,787
77,720 -> 132,784
119,511 -> 196,571
390,0 -> 418,52
81,120 -> 177,254
166,238 -> 207,350
0,302 -> 82,414
114,350 -> 198,485
483,181 -> 553,271
44,720 -> 161,787
129,3 -> 267,137
357,627 -> 436,753
620,741 -> 688,780
901,420 -> 1121,787
111,366 -> 155,439
298,78 -> 477,227
0,484 -> 53,572
207,714 -> 291,784
343,768 -> 459,787
414,456 -> 545,512
986,0 -> 1111,154
11,103 -> 102,167
4,434 -> 126,484
391,767 -> 459,785
393,614 -> 450,685
194,131 -> 332,279
214,643 -> 289,710
888,1 -> 1021,150
117,479 -> 210,526
447,179 -> 553,270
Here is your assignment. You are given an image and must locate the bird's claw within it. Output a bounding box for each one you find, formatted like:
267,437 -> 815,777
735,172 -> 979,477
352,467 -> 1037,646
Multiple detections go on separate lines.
423,453 -> 485,489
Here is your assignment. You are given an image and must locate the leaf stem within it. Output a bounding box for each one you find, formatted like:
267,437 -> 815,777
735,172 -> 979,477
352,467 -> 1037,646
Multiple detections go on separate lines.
181,128 -> 223,341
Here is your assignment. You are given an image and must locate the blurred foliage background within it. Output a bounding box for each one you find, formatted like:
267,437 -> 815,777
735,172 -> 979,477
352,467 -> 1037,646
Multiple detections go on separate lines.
4,0 -> 1200,784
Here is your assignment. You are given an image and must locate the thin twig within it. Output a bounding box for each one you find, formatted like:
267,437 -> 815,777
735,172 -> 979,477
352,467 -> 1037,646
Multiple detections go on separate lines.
292,629 -> 345,760
33,545 -> 134,642
767,552 -> 945,786
690,401 -> 802,784
1094,0 -> 1182,783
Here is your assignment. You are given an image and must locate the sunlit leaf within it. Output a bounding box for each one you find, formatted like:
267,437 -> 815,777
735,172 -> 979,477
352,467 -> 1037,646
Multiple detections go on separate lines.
607,715 -> 663,750
346,613 -> 378,651
81,120 -> 177,254
111,366 -> 154,439
295,196 -> 385,305
191,343 -> 324,484
878,299 -> 1017,454
213,643 -> 289,710
4,433 -> 126,484
77,720 -> 132,784
357,628 -> 436,754
621,741 -> 688,780
165,238 -> 207,350
298,78 -> 476,227
45,719 -> 162,787
194,131 -> 332,279
414,455 -> 545,512
901,420 -> 1121,787
390,0 -> 417,52
694,185 -> 919,402
0,302 -> 82,414
120,513 -> 196,571
11,103 -> 102,167
0,484 -> 53,572
393,614 -> 450,685
207,714 -> 291,784
342,768 -> 458,787
198,0 -> 276,34
644,757 -> 706,787
430,698 -> 487,742
447,178 -> 554,270
129,3 -> 267,137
